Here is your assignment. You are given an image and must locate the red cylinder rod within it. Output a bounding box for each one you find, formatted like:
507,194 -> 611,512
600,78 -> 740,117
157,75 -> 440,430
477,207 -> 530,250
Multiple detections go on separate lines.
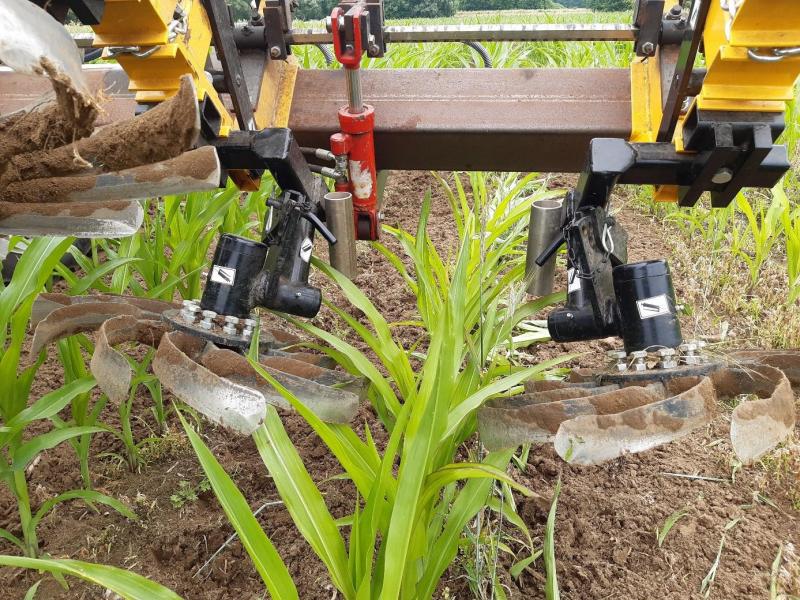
329,3 -> 380,240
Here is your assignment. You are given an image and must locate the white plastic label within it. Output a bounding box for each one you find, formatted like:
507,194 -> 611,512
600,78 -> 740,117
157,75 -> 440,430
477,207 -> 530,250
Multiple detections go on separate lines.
567,268 -> 581,293
299,237 -> 313,263
636,294 -> 671,320
210,265 -> 236,286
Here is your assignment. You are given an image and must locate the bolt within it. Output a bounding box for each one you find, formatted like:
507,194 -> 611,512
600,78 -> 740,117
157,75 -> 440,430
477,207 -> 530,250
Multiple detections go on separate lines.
200,310 -> 217,330
608,349 -> 627,372
668,4 -> 682,17
270,46 -> 282,58
181,303 -> 201,322
656,348 -> 678,369
242,317 -> 257,338
711,168 -> 734,185
678,342 -> 702,365
641,41 -> 655,55
630,350 -> 648,372
222,315 -> 240,336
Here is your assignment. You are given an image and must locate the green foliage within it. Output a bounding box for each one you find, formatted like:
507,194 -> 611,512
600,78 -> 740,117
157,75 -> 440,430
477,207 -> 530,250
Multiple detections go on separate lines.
170,478 -> 211,509
587,0 -> 632,10
294,0 -> 456,20
183,172 -> 565,598
460,0 -> 556,10
0,239 -> 133,557
0,556 -> 181,599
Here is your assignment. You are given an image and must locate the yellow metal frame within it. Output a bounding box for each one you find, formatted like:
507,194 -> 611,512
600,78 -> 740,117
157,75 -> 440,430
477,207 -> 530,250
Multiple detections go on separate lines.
629,0 -> 800,203
91,0 -> 233,136
88,0 -> 300,190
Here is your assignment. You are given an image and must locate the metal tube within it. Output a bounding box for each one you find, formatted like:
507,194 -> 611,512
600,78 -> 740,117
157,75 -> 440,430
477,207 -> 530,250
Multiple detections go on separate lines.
345,68 -> 363,113
73,23 -> 636,50
286,23 -> 636,45
525,198 -> 565,296
324,191 -> 358,279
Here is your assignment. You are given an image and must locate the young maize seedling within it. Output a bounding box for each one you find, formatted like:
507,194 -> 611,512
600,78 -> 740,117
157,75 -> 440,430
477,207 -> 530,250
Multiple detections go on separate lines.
0,238 -> 133,557
182,172 -> 567,598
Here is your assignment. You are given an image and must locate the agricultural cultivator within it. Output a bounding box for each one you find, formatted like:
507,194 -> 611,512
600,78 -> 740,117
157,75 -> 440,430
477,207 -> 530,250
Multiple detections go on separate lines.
0,0 -> 799,464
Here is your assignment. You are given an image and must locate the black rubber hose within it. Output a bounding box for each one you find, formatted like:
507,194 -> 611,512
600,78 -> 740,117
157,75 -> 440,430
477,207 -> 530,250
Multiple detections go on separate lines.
463,41 -> 492,68
315,44 -> 334,66
83,48 -> 103,63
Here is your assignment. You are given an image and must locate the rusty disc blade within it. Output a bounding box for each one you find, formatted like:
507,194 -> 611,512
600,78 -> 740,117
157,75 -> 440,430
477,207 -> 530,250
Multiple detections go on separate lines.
153,332 -> 268,435
2,146 -> 221,204
478,384 -> 659,451
153,332 -> 359,435
91,315 -> 169,404
30,296 -> 175,356
554,376 -> 716,465
0,199 -> 143,237
713,364 -> 796,464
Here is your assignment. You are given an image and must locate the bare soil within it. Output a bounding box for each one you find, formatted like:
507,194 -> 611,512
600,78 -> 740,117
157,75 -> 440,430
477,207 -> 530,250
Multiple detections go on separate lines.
0,172 -> 798,599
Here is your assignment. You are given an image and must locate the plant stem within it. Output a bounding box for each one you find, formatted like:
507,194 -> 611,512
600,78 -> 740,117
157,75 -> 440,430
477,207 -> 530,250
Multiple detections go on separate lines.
12,470 -> 37,557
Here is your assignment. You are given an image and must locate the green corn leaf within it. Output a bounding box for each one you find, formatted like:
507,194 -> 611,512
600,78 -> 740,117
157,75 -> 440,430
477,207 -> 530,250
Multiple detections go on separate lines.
442,359 -> 569,443
545,478 -> 562,600
656,508 -> 689,548
417,450 -> 514,598
0,556 -> 182,600
0,527 -> 25,552
510,550 -> 543,579
4,378 -> 96,434
246,357 -> 383,499
69,257 -> 143,295
421,463 -> 532,507
253,410 -> 355,599
23,579 -> 41,600
13,426 -> 106,470
31,489 -> 136,532
177,410 -> 298,600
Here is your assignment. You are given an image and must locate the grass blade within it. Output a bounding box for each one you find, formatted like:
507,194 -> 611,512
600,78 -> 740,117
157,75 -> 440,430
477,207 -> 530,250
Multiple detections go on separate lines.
0,556 -> 182,599
544,478 -> 562,600
177,411 -> 298,600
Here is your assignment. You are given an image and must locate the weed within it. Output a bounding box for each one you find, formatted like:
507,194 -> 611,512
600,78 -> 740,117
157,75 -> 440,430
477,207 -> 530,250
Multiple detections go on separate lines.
699,517 -> 741,598
544,478 -> 561,600
655,507 -> 689,548
170,478 -> 211,509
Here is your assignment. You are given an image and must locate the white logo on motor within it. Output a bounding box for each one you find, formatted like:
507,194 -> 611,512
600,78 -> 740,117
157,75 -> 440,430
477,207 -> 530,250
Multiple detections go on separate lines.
636,294 -> 671,320
210,265 -> 236,286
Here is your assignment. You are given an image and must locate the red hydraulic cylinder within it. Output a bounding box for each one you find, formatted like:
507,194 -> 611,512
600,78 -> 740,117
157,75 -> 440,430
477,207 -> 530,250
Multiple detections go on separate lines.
328,4 -> 380,240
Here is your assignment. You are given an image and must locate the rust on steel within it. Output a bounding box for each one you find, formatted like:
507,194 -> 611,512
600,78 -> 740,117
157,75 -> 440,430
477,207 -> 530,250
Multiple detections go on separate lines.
0,66 -> 632,172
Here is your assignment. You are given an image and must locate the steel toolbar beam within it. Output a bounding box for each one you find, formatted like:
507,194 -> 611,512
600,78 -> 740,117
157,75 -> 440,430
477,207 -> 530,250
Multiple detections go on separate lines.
0,66 -> 632,172
289,68 -> 632,172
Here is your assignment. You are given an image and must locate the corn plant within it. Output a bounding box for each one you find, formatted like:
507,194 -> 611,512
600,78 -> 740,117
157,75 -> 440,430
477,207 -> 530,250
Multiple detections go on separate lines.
181,172 -> 566,598
53,335 -> 106,489
733,190 -> 786,286
0,238 -> 133,558
0,555 -> 180,599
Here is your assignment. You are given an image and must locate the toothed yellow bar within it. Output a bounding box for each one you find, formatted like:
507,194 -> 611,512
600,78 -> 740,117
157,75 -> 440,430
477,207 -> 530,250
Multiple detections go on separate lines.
697,0 -> 800,112
90,0 -> 234,136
